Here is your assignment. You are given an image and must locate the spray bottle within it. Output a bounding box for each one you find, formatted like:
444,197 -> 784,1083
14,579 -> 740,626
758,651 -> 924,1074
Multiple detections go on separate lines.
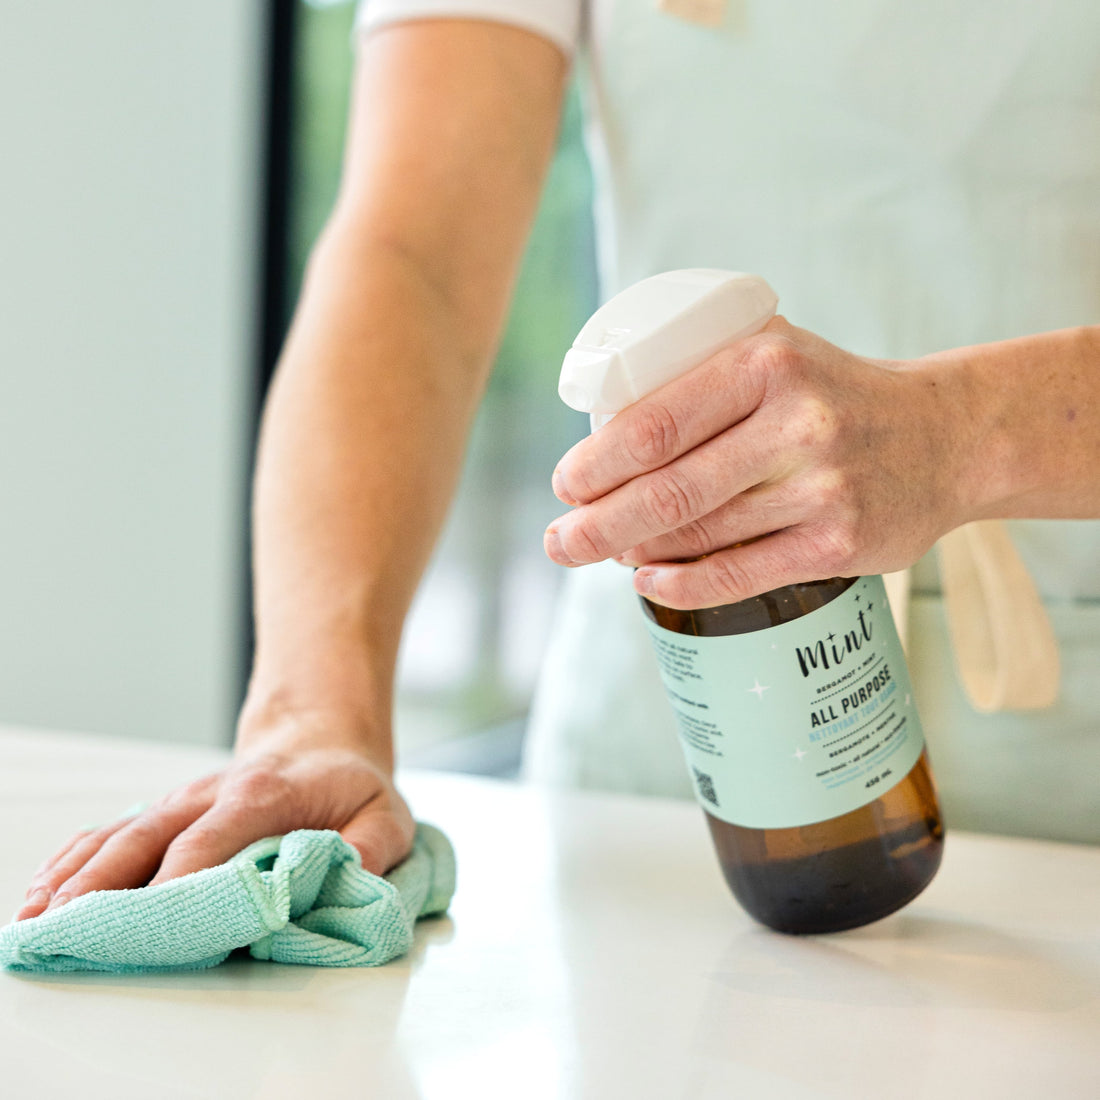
558,269 -> 944,933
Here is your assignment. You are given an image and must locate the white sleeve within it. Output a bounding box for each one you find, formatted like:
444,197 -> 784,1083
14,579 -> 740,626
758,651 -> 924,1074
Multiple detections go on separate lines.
355,0 -> 582,59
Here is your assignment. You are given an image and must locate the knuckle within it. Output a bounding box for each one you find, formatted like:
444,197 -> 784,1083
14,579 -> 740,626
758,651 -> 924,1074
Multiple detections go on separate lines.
168,824 -> 221,856
150,775 -> 216,819
623,403 -> 681,468
808,467 -> 852,512
705,553 -> 754,602
788,397 -> 840,452
642,471 -> 700,531
559,520 -> 609,563
176,773 -> 219,804
68,826 -> 100,848
747,334 -> 803,387
676,517 -> 714,558
226,766 -> 293,810
809,522 -> 860,575
765,314 -> 796,338
116,815 -> 165,849
85,823 -> 119,847
29,868 -> 65,893
52,871 -> 90,898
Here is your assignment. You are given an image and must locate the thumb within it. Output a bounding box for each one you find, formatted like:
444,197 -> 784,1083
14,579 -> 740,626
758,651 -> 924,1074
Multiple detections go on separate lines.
340,801 -> 416,876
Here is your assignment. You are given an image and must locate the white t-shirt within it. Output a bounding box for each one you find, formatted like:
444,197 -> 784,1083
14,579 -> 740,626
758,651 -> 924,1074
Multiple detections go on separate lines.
358,0 -> 580,56
358,0 -> 1100,842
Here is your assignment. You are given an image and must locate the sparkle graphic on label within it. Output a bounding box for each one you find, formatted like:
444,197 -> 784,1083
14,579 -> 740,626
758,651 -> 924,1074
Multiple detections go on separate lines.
748,679 -> 770,700
643,575 -> 925,829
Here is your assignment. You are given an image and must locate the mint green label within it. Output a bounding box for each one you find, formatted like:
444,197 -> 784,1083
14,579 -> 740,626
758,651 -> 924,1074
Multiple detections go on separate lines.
643,576 -> 924,829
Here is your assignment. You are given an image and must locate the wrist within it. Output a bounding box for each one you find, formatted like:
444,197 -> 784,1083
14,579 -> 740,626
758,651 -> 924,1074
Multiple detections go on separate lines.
912,326 -> 1099,524
888,347 -> 983,536
236,685 -> 395,774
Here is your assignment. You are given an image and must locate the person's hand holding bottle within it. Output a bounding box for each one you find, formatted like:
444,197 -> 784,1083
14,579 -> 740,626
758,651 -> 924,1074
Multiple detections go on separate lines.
546,317 -> 1100,607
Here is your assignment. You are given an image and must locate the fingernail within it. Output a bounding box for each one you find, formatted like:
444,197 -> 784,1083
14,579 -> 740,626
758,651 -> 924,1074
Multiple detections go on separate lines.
545,527 -> 570,564
635,569 -> 656,596
47,893 -> 72,911
552,470 -> 578,506
25,888 -> 50,908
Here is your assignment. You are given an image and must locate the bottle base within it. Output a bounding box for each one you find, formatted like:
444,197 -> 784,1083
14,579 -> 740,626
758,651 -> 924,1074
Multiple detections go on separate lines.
712,817 -> 945,935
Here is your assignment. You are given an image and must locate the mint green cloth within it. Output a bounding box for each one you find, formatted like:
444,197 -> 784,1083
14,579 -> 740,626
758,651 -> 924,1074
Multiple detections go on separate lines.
0,825 -> 455,974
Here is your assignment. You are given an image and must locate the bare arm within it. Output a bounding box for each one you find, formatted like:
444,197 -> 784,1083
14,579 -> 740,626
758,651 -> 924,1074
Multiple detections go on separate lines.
242,20 -> 567,760
18,20 -> 567,919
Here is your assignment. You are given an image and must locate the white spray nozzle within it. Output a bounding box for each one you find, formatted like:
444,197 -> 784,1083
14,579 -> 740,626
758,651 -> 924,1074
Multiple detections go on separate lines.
559,269 -> 778,431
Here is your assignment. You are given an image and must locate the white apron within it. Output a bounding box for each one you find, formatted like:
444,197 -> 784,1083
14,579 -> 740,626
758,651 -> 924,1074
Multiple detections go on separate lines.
525,0 -> 1100,843
357,0 -> 1100,840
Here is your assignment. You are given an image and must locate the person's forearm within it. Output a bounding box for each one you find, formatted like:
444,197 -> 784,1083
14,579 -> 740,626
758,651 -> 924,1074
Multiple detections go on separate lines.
926,324 -> 1100,523
238,233 -> 492,766
238,21 -> 567,764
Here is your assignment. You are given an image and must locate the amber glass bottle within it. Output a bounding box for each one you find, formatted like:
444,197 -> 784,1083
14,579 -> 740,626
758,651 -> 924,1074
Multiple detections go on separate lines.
642,577 -> 944,935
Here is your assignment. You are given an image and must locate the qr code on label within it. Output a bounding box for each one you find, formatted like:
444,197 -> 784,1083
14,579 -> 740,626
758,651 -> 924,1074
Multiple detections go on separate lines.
693,767 -> 719,807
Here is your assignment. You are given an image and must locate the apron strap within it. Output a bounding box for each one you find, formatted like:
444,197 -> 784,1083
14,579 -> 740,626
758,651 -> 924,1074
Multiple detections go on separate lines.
656,0 -> 728,28
936,520 -> 1061,712
883,568 -> 912,650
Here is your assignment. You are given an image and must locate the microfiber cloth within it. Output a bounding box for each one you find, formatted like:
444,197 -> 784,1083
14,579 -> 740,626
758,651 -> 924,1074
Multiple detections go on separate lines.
0,824 -> 455,974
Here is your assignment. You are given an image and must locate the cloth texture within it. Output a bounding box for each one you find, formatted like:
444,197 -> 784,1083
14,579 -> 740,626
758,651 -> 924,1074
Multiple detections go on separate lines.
0,825 -> 455,974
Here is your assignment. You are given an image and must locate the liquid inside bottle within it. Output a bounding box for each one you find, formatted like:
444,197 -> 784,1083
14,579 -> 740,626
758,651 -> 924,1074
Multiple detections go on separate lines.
642,578 -> 945,934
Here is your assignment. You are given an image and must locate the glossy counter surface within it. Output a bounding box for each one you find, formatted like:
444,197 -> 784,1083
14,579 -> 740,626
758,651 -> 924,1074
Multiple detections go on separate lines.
1,725 -> 1097,1098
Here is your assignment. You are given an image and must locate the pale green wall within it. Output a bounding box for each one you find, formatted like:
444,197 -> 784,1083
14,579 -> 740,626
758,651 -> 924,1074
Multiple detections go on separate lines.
0,2 -> 265,745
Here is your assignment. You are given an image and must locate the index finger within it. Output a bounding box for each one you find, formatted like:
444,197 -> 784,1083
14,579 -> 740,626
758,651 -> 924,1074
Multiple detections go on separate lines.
551,330 -> 776,507
37,790 -> 216,913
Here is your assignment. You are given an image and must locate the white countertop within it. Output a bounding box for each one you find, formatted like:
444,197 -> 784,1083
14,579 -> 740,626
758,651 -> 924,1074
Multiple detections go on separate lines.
1,724 -> 1097,1099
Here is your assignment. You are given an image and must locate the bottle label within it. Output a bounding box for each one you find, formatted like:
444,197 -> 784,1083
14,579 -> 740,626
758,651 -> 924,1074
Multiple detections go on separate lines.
642,576 -> 925,829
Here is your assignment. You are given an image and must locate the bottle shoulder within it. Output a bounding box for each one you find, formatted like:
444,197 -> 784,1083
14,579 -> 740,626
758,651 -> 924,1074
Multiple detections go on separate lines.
641,577 -> 858,636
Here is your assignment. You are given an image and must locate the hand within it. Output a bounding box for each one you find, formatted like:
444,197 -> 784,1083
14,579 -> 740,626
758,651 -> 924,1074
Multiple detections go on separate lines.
544,316 -> 970,609
15,713 -> 415,922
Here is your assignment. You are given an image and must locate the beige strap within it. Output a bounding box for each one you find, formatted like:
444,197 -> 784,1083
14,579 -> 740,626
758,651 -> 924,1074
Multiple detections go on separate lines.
882,568 -> 912,651
936,520 -> 1060,712
656,0 -> 728,28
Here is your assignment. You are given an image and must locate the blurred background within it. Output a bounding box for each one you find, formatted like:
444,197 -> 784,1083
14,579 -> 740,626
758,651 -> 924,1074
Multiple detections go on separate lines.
0,0 -> 596,776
